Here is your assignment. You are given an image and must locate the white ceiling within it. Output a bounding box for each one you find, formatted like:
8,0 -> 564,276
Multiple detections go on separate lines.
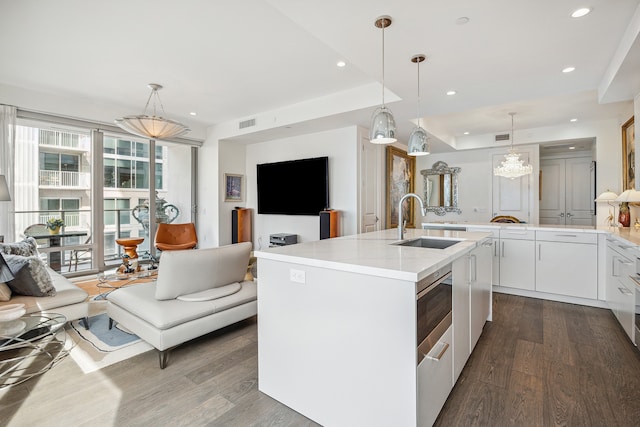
1,0 -> 639,153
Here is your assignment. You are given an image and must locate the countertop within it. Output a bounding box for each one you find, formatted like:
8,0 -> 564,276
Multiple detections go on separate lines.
255,228 -> 491,282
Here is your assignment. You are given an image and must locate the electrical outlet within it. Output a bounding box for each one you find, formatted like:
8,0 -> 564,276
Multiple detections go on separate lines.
289,269 -> 306,284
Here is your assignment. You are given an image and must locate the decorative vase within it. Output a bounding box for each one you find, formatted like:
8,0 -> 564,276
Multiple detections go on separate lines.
619,202 -> 630,227
48,226 -> 60,235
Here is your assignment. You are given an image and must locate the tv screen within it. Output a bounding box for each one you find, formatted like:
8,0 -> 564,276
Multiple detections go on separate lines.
257,157 -> 329,215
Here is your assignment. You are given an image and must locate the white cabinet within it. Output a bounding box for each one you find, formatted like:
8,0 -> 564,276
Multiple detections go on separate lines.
452,242 -> 493,383
417,326 -> 453,427
535,231 -> 597,299
467,227 -> 500,286
606,239 -> 637,344
499,229 -> 535,290
470,243 -> 492,351
452,255 -> 470,383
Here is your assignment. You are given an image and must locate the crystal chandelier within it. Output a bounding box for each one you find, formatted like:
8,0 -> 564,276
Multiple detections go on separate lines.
369,15 -> 397,144
493,112 -> 532,179
115,83 -> 190,140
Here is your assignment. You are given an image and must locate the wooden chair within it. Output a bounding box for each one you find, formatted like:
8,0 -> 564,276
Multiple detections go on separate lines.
489,215 -> 521,223
155,223 -> 198,251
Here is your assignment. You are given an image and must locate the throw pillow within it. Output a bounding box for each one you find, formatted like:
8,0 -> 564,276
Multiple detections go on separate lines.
4,254 -> 56,297
0,237 -> 39,257
0,282 -> 11,301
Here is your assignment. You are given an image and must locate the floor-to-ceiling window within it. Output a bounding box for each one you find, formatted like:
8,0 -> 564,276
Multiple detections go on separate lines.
13,116 -> 198,276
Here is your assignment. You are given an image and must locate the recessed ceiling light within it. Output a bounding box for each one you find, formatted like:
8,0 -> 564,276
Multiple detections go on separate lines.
570,118 -> 578,122
446,90 -> 457,96
336,60 -> 346,68
455,17 -> 470,25
189,112 -> 197,116
463,131 -> 470,135
569,146 -> 576,150
562,67 -> 576,73
571,8 -> 591,18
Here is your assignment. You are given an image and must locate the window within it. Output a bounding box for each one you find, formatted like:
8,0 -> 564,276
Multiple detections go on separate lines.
104,198 -> 130,226
39,152 -> 80,172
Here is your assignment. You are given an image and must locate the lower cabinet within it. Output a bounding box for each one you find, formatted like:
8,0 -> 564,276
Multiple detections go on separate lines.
535,232 -> 598,299
417,326 -> 453,427
499,230 -> 536,290
606,239 -> 637,344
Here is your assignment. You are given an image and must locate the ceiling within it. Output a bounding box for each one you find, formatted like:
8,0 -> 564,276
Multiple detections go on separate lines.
1,0 -> 639,153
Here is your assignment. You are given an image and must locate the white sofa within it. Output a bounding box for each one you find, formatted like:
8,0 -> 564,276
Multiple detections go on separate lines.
107,242 -> 256,368
0,239 -> 89,327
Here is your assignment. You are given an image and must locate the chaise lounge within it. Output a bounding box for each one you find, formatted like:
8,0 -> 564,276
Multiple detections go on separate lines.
106,242 -> 256,368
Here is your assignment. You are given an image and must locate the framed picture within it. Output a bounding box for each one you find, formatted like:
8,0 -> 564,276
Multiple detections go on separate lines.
386,146 -> 416,229
224,173 -> 244,202
622,116 -> 635,191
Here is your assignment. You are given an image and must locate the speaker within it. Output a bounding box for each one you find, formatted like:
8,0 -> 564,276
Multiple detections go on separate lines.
319,210 -> 339,240
232,208 -> 252,243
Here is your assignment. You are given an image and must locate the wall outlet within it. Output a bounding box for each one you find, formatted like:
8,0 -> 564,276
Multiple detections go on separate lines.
290,269 -> 306,284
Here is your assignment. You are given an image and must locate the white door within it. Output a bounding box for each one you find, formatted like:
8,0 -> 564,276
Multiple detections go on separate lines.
360,135 -> 382,233
539,157 -> 594,226
540,159 -> 565,224
492,153 -> 530,222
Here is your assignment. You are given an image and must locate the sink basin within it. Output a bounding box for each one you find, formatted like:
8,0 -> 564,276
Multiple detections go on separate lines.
394,237 -> 462,249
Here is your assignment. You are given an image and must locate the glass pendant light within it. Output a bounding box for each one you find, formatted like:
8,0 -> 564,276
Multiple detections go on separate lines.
493,112 -> 532,179
369,15 -> 397,144
407,54 -> 430,156
115,83 -> 190,140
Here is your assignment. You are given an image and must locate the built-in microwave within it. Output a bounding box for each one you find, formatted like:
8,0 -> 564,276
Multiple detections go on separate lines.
416,265 -> 452,365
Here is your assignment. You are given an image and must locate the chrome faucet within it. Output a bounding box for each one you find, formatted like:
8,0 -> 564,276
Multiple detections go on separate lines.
398,193 -> 428,240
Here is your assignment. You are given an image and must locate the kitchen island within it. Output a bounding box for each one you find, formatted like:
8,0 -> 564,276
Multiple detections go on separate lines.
255,228 -> 492,427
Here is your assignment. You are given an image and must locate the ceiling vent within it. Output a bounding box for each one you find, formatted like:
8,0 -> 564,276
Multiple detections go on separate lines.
495,133 -> 510,142
239,118 -> 256,129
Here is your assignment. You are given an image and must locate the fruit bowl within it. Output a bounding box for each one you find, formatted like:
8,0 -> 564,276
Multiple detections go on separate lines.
0,303 -> 26,322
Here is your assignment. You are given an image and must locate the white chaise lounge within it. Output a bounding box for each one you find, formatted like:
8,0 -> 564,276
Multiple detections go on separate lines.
106,242 -> 256,368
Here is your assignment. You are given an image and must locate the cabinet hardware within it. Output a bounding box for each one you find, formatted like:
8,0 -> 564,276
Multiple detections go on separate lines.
538,244 -> 541,261
501,241 -> 505,257
566,212 -> 573,217
426,342 -> 450,361
559,213 -> 565,217
470,254 -> 477,283
494,241 -> 498,257
555,234 -> 577,238
618,287 -> 633,296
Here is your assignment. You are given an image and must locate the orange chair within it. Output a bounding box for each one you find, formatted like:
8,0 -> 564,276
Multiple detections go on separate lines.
155,223 -> 198,251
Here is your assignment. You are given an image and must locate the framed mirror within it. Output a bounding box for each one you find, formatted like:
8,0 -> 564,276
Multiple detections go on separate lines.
420,161 -> 462,215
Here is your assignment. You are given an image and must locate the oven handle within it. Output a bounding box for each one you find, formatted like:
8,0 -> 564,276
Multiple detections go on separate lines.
416,271 -> 452,300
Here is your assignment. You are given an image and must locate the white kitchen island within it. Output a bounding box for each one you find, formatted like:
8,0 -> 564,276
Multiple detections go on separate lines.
255,228 -> 492,427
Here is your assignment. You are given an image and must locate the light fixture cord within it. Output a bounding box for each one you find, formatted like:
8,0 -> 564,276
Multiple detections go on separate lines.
416,59 -> 421,128
381,22 -> 385,106
143,88 -> 167,118
510,113 -> 515,151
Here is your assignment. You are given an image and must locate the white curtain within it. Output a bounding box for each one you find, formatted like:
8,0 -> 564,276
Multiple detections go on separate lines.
0,104 -> 16,242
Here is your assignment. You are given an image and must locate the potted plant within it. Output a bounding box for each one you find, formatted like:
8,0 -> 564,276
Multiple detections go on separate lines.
46,218 -> 65,234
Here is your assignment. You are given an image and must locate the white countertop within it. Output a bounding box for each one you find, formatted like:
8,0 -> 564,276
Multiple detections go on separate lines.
255,228 -> 491,282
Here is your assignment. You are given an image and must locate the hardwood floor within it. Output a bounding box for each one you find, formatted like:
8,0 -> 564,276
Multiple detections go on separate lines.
435,293 -> 640,427
1,293 -> 640,426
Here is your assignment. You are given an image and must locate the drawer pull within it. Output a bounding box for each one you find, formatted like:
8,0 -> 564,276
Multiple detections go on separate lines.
426,342 -> 450,361
618,287 -> 633,296
554,234 -> 578,238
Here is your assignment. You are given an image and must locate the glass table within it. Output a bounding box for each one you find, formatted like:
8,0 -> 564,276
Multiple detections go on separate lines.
0,313 -> 68,388
96,268 -> 158,299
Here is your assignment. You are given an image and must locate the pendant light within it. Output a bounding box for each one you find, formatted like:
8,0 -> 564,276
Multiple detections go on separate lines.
407,54 -> 430,156
115,83 -> 190,140
369,15 -> 397,144
493,112 -> 532,179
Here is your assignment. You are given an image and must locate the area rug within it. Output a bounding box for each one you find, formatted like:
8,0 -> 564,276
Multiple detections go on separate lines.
65,313 -> 153,374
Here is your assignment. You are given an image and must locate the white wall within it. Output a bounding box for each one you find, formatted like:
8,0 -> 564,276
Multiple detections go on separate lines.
415,117 -> 627,225
245,127 -> 359,248
218,141 -> 247,246
197,138 -> 220,247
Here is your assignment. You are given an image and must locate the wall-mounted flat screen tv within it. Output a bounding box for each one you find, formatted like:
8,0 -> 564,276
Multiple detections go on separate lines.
257,156 -> 329,215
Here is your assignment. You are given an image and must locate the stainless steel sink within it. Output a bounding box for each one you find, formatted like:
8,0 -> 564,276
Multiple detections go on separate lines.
394,237 -> 462,249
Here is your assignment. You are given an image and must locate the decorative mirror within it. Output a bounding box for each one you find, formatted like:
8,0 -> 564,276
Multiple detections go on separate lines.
420,161 -> 462,216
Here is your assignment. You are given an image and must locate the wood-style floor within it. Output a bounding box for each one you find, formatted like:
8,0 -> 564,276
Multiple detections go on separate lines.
1,293 -> 640,426
435,293 -> 640,426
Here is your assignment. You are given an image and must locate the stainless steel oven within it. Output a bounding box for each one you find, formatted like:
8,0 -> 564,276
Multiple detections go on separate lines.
417,264 -> 452,364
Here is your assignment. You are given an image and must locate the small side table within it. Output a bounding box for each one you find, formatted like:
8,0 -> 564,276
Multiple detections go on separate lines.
0,313 -> 68,388
116,237 -> 145,259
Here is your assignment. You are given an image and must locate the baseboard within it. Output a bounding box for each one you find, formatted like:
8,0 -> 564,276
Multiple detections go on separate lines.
493,285 -> 610,309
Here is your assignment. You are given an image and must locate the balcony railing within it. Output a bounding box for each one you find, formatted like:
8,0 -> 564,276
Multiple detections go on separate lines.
38,130 -> 90,150
39,170 -> 91,188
